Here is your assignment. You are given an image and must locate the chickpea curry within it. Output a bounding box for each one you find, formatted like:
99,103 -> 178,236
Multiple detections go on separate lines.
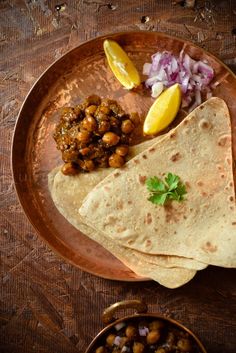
93,318 -> 202,353
53,95 -> 140,175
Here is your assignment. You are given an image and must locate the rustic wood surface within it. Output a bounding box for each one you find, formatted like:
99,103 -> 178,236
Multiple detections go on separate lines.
1,1 -> 236,352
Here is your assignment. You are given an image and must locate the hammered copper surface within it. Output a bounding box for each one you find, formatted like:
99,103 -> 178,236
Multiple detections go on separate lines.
12,31 -> 236,281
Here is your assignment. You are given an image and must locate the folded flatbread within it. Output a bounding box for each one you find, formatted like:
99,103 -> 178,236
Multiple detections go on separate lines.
49,135 -> 206,288
80,98 -> 236,268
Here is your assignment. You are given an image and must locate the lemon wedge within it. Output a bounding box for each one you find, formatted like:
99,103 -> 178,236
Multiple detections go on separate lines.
103,39 -> 141,89
143,83 -> 182,135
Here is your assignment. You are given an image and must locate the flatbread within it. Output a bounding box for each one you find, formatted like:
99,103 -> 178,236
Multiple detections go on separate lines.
48,167 -> 197,288
80,98 -> 236,268
48,136 -> 206,287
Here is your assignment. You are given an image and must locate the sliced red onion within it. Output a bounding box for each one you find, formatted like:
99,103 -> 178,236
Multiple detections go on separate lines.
139,326 -> 149,336
114,322 -> 126,331
143,49 -> 214,111
151,82 -> 164,98
143,63 -> 152,76
114,336 -> 122,346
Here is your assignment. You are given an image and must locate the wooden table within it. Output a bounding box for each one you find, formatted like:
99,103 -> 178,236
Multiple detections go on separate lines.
1,1 -> 236,352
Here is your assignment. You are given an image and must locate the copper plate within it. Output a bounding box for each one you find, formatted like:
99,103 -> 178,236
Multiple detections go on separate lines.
12,31 -> 236,281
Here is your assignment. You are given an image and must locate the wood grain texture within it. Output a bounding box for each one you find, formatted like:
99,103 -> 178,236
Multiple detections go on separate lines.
0,1 -> 236,352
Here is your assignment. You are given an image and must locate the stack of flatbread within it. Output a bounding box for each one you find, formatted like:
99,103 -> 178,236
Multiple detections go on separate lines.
48,97 -> 236,288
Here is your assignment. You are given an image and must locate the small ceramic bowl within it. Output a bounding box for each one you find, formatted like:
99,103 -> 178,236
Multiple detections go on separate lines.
85,300 -> 207,353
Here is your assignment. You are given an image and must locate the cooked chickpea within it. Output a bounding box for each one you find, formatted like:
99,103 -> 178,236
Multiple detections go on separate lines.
61,162 -> 78,175
81,159 -> 95,172
155,348 -> 166,353
85,105 -> 97,116
95,346 -> 106,353
106,334 -> 116,347
98,121 -> 110,134
121,119 -> 135,134
108,154 -> 125,168
77,130 -> 91,143
125,325 -> 137,339
102,132 -> 120,146
87,94 -> 101,106
133,342 -> 145,353
115,145 -> 129,157
99,105 -> 110,115
82,116 -> 97,132
146,330 -> 161,344
149,320 -> 165,331
130,112 -> 140,126
95,111 -> 108,121
120,337 -> 128,348
79,147 -> 91,156
177,338 -> 192,352
62,149 -> 78,162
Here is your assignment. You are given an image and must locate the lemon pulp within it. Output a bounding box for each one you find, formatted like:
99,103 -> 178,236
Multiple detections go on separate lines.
103,39 -> 141,89
143,83 -> 182,135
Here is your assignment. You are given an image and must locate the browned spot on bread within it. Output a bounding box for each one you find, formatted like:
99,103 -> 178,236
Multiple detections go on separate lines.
114,172 -> 120,177
229,196 -> 234,202
218,135 -> 231,147
170,132 -> 177,138
144,213 -> 152,224
149,147 -> 156,152
185,181 -> 191,189
134,159 -> 140,164
199,105 -> 204,110
105,203 -> 111,207
197,181 -> 204,187
232,222 -> 236,225
145,239 -> 152,247
226,157 -> 231,165
201,191 -> 208,197
221,174 -> 225,178
230,206 -> 234,210
105,216 -> 117,226
142,154 -> 147,159
217,165 -> 222,170
116,226 -> 127,233
139,175 -> 147,185
116,201 -> 123,210
128,200 -> 132,204
170,152 -> 181,162
199,119 -> 211,130
183,119 -> 189,125
164,204 -> 185,223
127,239 -> 134,245
229,182 -> 233,187
202,241 -> 218,253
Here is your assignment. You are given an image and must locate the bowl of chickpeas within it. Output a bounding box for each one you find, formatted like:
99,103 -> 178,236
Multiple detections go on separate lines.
85,300 -> 207,353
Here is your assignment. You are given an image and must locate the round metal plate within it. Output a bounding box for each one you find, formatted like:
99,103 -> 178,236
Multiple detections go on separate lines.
12,31 -> 236,281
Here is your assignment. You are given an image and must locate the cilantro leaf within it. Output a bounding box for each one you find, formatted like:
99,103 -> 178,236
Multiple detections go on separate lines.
165,173 -> 179,191
146,172 -> 187,206
148,193 -> 168,205
146,176 -> 166,192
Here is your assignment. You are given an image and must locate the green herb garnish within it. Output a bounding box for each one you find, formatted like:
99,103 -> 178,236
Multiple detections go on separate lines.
146,173 -> 187,205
